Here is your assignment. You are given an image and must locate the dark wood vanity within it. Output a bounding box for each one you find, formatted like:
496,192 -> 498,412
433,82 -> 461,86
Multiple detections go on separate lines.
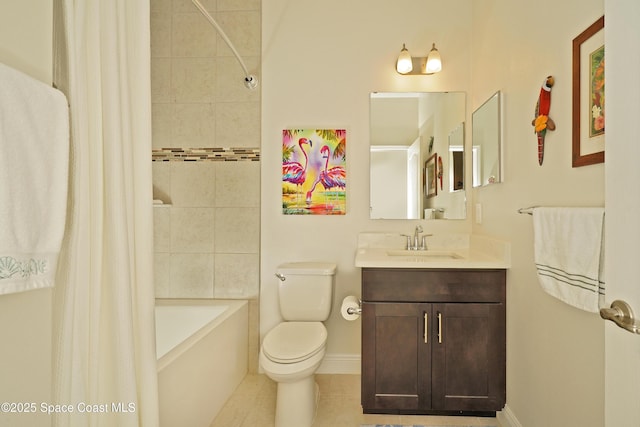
361,268 -> 506,416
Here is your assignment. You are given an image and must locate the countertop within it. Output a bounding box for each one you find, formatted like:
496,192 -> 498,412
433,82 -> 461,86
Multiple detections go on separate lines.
354,233 -> 511,269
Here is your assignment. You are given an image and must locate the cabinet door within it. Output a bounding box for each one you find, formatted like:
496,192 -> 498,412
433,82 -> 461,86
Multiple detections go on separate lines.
361,302 -> 432,413
431,303 -> 506,411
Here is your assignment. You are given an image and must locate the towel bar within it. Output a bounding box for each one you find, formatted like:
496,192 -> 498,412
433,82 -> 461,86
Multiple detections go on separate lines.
518,206 -> 605,215
517,206 -> 537,215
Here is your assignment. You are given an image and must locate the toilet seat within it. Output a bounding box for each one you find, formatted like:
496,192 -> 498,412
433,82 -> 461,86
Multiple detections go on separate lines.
263,322 -> 327,364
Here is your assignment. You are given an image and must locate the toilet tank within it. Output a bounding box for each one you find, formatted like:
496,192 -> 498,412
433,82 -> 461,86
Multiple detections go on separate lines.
276,262 -> 336,321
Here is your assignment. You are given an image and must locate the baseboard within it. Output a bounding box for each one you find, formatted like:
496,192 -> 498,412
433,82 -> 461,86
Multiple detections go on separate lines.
317,353 -> 361,374
497,404 -> 523,427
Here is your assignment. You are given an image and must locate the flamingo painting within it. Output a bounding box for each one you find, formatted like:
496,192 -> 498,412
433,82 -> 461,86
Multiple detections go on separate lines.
283,129 -> 346,215
282,137 -> 312,209
306,144 -> 346,213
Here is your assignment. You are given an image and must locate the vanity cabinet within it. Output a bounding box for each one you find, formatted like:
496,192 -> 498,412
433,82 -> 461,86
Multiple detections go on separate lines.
361,268 -> 506,415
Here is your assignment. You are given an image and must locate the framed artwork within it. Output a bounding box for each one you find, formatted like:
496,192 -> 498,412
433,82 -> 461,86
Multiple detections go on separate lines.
424,153 -> 438,199
572,16 -> 605,167
282,129 -> 346,215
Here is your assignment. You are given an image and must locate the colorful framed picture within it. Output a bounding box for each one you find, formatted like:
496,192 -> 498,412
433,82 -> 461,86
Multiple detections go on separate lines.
282,129 -> 346,215
424,153 -> 438,199
572,16 -> 605,167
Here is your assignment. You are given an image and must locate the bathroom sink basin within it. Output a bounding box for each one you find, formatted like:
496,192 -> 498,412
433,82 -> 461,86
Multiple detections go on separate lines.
354,247 -> 469,268
386,250 -> 464,260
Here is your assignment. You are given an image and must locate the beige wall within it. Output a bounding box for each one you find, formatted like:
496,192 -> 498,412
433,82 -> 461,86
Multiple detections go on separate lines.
263,0 -> 605,425
261,0 -> 474,367
471,1 -> 605,426
0,2 -> 53,427
0,0 -> 52,83
0,1 -> 608,425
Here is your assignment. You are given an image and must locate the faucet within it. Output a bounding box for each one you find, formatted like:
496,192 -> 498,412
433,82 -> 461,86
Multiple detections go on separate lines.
412,225 -> 423,250
402,225 -> 431,251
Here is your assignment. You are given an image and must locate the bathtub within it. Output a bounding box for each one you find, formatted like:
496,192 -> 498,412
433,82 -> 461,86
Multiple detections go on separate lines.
156,299 -> 248,427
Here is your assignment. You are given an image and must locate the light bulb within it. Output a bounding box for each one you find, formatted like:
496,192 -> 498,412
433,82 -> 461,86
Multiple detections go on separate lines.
396,44 -> 413,74
424,43 -> 442,74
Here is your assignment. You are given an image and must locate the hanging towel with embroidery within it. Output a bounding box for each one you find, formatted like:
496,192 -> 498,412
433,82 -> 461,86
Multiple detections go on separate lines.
0,62 -> 69,295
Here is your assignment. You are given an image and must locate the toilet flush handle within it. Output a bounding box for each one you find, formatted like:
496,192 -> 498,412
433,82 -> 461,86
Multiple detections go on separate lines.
275,273 -> 286,282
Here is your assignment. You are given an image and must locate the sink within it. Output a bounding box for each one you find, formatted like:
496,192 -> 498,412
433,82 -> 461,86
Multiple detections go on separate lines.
354,247 -> 468,268
386,250 -> 464,260
354,233 -> 511,269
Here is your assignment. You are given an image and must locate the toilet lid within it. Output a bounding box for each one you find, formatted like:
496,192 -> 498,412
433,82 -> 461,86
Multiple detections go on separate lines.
263,322 -> 327,364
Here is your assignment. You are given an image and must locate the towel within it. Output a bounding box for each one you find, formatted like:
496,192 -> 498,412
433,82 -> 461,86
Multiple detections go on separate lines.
0,62 -> 69,295
533,207 -> 605,313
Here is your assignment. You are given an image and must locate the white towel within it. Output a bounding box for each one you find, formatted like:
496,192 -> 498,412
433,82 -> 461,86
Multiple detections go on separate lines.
0,62 -> 69,295
533,207 -> 605,313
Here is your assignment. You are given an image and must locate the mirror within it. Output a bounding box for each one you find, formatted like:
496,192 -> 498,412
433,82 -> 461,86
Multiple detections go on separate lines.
472,91 -> 502,187
449,123 -> 464,192
369,92 -> 466,220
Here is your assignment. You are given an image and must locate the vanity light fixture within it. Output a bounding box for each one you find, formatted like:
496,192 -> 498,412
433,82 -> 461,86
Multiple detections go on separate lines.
395,43 -> 442,75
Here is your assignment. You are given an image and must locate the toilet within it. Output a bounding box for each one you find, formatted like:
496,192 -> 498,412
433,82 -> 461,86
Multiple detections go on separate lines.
259,261 -> 336,427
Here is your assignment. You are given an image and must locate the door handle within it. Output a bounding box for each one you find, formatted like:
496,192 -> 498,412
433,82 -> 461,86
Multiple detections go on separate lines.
600,300 -> 640,335
424,313 -> 428,343
437,312 -> 442,344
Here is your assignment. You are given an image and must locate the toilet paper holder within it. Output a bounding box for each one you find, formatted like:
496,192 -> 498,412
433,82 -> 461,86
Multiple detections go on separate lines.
341,296 -> 362,321
346,299 -> 362,315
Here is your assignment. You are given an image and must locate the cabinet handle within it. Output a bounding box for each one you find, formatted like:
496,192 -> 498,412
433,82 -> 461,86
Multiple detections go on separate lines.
424,312 -> 428,343
437,312 -> 442,344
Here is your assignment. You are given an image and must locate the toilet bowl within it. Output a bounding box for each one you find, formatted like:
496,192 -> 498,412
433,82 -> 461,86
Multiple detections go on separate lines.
260,262 -> 336,427
260,322 -> 327,427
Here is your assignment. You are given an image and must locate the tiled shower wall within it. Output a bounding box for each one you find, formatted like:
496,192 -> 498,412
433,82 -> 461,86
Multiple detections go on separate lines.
150,0 -> 261,301
152,156 -> 260,299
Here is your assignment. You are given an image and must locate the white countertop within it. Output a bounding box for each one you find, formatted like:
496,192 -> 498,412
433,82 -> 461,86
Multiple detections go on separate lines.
354,233 -> 511,269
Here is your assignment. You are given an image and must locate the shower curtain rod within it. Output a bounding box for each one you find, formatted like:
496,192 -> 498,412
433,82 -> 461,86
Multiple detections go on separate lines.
191,0 -> 258,90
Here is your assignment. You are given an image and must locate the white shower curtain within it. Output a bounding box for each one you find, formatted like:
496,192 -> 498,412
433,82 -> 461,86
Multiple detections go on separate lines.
52,0 -> 159,426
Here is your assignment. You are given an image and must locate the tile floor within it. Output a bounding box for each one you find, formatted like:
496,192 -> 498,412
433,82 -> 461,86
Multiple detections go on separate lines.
209,374 -> 499,427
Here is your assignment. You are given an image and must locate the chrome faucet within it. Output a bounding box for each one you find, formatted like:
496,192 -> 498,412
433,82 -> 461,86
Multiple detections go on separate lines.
402,225 -> 430,251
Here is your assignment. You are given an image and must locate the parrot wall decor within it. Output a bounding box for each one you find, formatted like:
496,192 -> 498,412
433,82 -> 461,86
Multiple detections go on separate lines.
532,75 -> 556,165
437,156 -> 443,190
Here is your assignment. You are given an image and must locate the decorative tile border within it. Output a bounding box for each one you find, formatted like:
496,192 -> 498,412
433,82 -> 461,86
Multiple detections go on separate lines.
152,147 -> 260,162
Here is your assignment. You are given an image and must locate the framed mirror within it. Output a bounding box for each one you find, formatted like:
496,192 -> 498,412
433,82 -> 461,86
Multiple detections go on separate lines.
472,91 -> 502,187
369,92 -> 466,220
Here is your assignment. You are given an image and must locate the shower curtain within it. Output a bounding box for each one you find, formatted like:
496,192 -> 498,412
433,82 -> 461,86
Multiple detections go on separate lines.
52,1 -> 158,426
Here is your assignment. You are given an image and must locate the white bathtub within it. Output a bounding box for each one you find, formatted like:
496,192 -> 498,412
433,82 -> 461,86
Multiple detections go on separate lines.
156,299 -> 248,427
